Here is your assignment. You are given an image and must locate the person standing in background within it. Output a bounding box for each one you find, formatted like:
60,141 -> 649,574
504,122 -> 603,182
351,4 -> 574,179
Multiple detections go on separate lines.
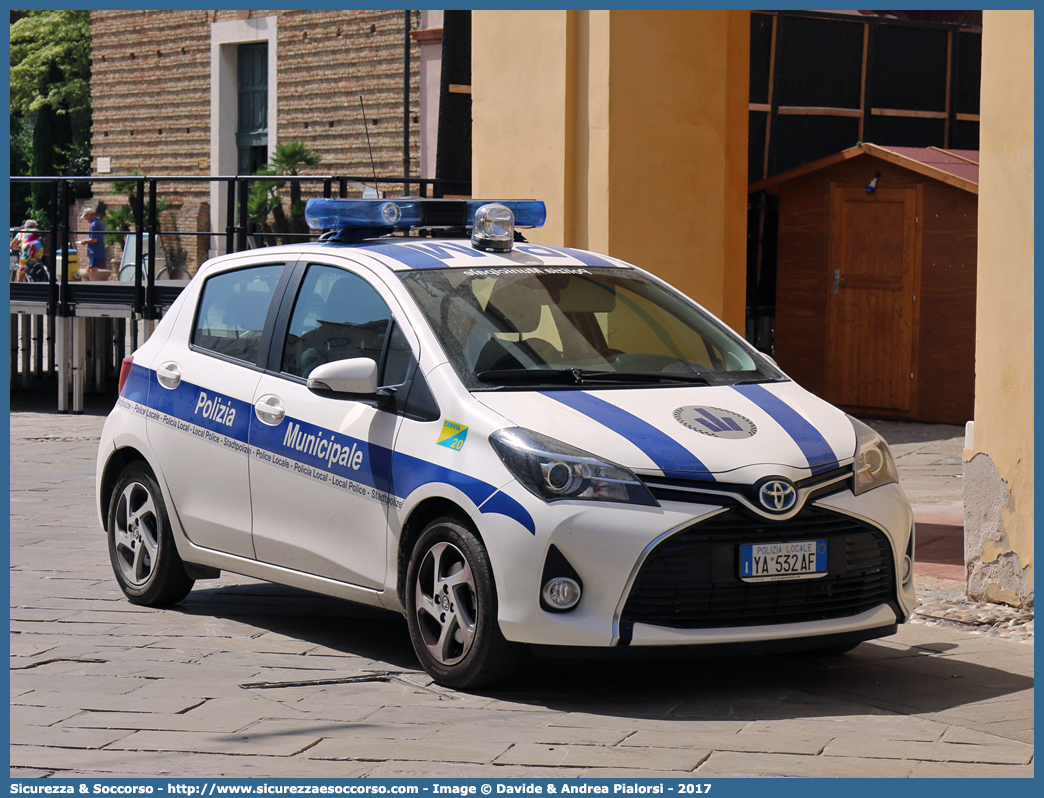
10,219 -> 43,283
77,205 -> 106,281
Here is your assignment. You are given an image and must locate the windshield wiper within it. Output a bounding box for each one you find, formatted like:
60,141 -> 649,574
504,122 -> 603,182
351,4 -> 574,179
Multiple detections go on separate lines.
730,376 -> 788,385
475,368 -> 711,386
476,368 -> 582,385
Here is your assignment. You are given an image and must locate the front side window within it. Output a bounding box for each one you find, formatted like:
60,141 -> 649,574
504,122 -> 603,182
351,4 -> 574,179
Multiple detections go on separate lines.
281,264 -> 410,385
192,264 -> 284,364
399,267 -> 785,390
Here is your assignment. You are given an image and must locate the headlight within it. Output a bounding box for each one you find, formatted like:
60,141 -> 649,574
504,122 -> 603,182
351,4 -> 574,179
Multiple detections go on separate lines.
489,427 -> 658,506
849,416 -> 899,495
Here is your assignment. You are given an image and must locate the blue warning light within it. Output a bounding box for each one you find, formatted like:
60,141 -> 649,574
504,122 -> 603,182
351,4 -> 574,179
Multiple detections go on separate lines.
305,198 -> 546,233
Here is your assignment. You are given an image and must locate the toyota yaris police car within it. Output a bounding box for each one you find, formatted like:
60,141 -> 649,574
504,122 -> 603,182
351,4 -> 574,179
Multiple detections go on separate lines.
96,198 -> 915,688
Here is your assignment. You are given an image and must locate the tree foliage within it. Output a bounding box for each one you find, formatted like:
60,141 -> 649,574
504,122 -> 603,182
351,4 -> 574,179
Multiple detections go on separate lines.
9,10 -> 92,133
10,10 -> 93,222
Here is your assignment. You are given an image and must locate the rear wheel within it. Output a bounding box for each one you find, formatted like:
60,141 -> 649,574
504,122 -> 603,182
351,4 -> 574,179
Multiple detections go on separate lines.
406,517 -> 518,689
107,464 -> 194,606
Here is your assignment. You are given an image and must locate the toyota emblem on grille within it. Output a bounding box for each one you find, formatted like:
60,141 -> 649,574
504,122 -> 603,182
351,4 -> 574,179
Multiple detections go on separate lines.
759,479 -> 797,511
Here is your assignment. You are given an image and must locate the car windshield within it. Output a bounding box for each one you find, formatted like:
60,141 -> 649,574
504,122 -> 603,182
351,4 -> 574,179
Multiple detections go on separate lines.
397,266 -> 785,390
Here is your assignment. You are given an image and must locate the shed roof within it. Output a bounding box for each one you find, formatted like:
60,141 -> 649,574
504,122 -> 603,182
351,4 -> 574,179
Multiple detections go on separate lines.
749,143 -> 979,195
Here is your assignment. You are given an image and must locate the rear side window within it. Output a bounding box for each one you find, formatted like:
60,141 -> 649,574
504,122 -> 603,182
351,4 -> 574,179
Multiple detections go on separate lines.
192,264 -> 284,364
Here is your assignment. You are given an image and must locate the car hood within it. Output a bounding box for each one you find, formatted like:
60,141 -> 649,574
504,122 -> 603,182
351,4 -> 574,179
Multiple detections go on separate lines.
473,381 -> 856,479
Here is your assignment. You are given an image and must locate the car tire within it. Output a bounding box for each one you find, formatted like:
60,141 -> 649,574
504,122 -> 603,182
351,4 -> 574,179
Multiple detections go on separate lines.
405,517 -> 518,689
107,463 -> 194,606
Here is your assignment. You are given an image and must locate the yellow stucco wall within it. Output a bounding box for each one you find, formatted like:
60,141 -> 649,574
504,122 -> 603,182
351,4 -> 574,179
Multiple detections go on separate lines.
963,10 -> 1034,604
472,10 -> 749,331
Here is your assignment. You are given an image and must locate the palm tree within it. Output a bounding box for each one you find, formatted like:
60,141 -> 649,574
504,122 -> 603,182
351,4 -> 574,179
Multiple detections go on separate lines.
248,141 -> 322,243
270,141 -> 322,233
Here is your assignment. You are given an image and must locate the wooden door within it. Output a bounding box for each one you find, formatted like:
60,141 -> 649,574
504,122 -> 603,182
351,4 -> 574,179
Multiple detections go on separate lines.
826,184 -> 920,414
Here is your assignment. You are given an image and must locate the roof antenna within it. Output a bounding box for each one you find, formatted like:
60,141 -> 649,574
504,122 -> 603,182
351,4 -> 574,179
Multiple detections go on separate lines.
359,96 -> 380,198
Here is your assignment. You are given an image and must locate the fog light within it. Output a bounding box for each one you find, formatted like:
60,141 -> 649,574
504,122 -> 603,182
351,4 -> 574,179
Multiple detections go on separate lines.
902,554 -> 913,584
542,577 -> 581,610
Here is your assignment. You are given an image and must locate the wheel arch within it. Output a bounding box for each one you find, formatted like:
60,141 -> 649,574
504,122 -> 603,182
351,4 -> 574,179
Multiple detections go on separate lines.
396,497 -> 479,609
99,447 -> 154,530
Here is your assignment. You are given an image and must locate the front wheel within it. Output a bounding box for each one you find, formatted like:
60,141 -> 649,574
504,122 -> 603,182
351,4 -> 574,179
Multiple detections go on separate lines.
405,517 -> 518,689
107,463 -> 194,606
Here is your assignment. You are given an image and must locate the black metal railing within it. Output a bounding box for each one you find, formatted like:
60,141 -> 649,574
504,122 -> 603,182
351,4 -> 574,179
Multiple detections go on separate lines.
10,174 -> 463,321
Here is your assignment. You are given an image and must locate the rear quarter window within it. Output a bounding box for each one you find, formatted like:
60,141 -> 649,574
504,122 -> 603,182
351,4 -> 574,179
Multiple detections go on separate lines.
192,264 -> 284,364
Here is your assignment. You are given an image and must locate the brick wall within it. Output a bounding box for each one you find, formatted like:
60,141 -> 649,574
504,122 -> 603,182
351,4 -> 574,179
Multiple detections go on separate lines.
89,9 -> 422,274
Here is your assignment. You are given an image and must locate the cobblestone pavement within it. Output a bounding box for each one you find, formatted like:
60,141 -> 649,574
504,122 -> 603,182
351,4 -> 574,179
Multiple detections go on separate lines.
912,579 -> 1034,643
8,406 -> 1033,778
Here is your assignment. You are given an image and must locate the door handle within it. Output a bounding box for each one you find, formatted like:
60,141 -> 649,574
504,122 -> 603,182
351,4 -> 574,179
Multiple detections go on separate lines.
156,361 -> 181,389
833,269 -> 842,295
255,394 -> 286,425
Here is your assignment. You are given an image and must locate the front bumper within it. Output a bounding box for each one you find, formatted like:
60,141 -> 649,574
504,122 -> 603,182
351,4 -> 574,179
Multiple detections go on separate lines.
480,481 -> 914,649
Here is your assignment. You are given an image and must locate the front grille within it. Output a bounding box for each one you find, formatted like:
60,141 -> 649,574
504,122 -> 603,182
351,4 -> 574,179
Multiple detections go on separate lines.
641,465 -> 852,510
619,507 -> 896,639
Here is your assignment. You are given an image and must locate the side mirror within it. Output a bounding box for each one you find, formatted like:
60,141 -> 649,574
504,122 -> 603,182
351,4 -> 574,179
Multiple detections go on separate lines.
307,358 -> 379,395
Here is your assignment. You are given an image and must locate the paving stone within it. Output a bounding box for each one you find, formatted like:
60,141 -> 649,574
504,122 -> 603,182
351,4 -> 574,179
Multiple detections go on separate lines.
927,648 -> 1035,677
940,725 -> 1031,746
428,724 -> 629,746
784,662 -> 1030,715
10,746 -> 368,778
910,761 -> 1035,778
11,620 -> 125,636
623,729 -> 832,755
11,725 -> 135,750
495,743 -> 707,771
362,705 -> 564,727
60,709 -> 263,734
965,720 -> 1033,746
9,639 -> 62,658
823,736 -> 1033,765
9,704 -> 84,728
10,608 -> 80,622
361,763 -> 589,778
741,716 -> 944,742
9,769 -> 55,778
104,728 -> 322,757
921,695 -> 1035,728
147,636 -> 318,654
242,718 -> 437,740
13,689 -> 206,715
548,715 -> 747,734
11,672 -> 152,695
694,750 -> 916,778
671,686 -> 872,721
285,681 -> 471,712
306,737 -> 512,764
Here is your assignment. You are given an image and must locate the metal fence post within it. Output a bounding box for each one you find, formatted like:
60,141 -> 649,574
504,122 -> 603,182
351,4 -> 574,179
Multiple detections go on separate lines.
237,178 -> 249,253
225,178 -> 237,256
146,179 -> 158,320
134,178 -> 145,318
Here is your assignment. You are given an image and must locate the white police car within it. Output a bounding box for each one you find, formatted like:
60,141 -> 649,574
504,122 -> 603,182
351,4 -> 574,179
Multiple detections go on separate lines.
96,198 -> 915,688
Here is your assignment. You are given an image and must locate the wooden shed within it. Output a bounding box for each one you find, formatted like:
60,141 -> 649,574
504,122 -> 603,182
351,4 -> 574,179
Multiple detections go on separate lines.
749,143 -> 978,425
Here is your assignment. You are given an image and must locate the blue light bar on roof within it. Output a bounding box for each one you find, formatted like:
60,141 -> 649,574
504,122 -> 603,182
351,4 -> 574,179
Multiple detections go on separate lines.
304,198 -> 546,232
465,200 -> 546,229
